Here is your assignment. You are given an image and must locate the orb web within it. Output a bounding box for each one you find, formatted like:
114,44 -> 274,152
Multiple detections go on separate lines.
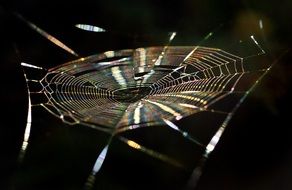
24,46 -> 247,129
18,19 -> 271,189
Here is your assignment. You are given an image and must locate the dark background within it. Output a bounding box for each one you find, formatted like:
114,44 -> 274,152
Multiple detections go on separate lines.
0,0 -> 291,189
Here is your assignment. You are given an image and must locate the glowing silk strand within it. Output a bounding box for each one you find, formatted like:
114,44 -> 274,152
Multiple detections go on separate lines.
15,13 -> 79,57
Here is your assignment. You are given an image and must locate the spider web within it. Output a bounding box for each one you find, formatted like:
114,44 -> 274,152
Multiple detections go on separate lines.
18,17 -> 271,189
